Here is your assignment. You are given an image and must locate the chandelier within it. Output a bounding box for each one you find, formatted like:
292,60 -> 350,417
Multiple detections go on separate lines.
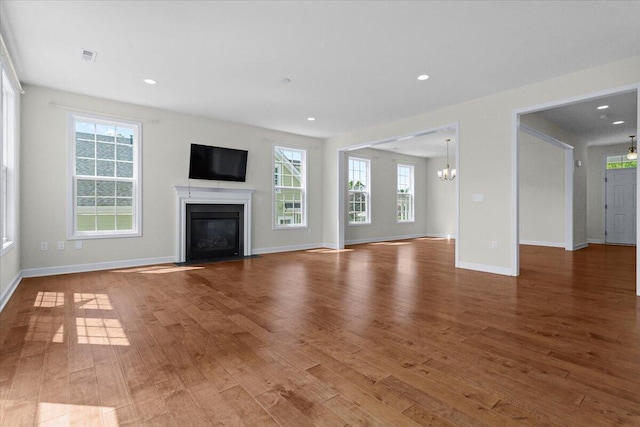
627,135 -> 638,160
437,138 -> 456,181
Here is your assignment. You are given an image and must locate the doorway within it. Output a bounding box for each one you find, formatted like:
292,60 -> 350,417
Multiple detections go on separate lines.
336,123 -> 460,267
513,84 -> 639,296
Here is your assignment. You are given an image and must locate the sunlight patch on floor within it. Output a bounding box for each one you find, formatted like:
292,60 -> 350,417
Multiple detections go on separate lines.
370,241 -> 411,246
25,315 -> 64,343
76,318 -> 130,346
306,248 -> 355,253
74,293 -> 113,310
34,291 -> 65,308
37,402 -> 116,425
52,325 -> 64,343
111,265 -> 204,274
139,266 -> 205,274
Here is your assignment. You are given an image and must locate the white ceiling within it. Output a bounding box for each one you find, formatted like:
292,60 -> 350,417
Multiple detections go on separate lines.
368,128 -> 457,159
531,91 -> 638,147
2,1 -> 639,139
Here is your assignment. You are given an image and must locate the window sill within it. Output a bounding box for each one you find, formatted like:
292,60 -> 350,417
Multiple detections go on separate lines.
397,220 -> 416,224
273,225 -> 308,231
348,222 -> 371,226
0,241 -> 16,257
68,231 -> 142,240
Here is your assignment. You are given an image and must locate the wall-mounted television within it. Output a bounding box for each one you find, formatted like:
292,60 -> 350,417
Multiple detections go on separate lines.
188,144 -> 248,182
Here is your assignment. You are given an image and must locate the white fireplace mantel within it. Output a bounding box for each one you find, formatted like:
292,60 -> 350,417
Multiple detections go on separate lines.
175,186 -> 254,262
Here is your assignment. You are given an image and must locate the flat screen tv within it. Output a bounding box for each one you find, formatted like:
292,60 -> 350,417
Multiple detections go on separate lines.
188,144 -> 248,182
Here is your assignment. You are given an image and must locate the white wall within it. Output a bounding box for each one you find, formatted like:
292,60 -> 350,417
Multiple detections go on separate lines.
518,130 -> 565,246
344,147 -> 427,244
425,155 -> 456,237
587,142 -> 630,243
324,55 -> 640,275
521,113 -> 587,248
20,85 -> 324,271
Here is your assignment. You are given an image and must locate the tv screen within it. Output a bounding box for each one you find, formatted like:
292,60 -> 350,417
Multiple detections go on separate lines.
188,144 -> 248,182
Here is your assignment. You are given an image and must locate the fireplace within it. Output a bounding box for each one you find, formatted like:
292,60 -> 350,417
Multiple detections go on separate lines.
186,204 -> 243,261
175,186 -> 254,263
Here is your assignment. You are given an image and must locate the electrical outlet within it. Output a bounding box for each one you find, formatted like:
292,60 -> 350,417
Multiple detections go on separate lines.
75,241 -> 83,250
40,242 -> 48,251
491,241 -> 498,249
57,241 -> 65,250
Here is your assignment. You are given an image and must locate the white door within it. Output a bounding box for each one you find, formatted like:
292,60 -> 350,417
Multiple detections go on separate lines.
605,168 -> 637,245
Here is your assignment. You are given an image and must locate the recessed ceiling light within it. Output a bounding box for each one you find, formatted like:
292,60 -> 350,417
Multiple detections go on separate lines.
143,79 -> 157,85
597,105 -> 609,110
280,77 -> 291,84
613,121 -> 625,125
417,74 -> 429,81
307,117 -> 316,121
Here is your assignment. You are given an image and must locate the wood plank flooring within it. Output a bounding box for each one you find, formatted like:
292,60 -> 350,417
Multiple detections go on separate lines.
1,239 -> 639,426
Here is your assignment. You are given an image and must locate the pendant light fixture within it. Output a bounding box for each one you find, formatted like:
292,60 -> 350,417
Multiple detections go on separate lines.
627,135 -> 638,160
437,138 -> 456,181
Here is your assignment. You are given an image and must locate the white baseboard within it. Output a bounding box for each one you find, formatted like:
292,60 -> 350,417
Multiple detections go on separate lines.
345,233 -> 428,245
587,239 -> 605,244
21,256 -> 177,278
425,233 -> 457,239
252,243 -> 326,255
456,261 -> 515,276
572,242 -> 589,251
519,240 -> 565,248
0,271 -> 22,312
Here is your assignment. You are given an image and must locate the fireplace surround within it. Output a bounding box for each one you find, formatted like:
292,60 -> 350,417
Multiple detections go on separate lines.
175,186 -> 254,263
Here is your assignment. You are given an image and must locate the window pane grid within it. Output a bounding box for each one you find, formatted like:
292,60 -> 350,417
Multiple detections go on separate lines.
606,155 -> 637,170
397,164 -> 414,222
348,193 -> 368,223
73,117 -> 138,235
348,157 -> 370,224
75,177 -> 134,232
274,147 -> 306,227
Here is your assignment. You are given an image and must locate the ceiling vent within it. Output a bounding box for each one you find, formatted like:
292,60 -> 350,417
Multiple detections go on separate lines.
80,48 -> 97,62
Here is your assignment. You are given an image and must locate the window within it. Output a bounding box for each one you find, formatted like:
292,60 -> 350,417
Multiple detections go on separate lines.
1,69 -> 16,253
70,114 -> 141,238
397,164 -> 414,222
606,155 -> 637,170
274,146 -> 306,228
348,157 -> 370,224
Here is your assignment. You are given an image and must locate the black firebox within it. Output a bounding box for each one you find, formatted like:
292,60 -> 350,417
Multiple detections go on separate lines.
186,204 -> 244,262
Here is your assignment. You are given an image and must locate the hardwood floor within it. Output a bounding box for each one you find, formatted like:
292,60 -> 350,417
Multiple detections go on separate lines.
1,239 -> 639,426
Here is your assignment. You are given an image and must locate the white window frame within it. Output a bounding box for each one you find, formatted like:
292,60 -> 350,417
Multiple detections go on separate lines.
68,113 -> 142,239
605,154 -> 637,170
397,163 -> 415,223
273,145 -> 307,229
348,156 -> 371,225
0,69 -> 17,256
